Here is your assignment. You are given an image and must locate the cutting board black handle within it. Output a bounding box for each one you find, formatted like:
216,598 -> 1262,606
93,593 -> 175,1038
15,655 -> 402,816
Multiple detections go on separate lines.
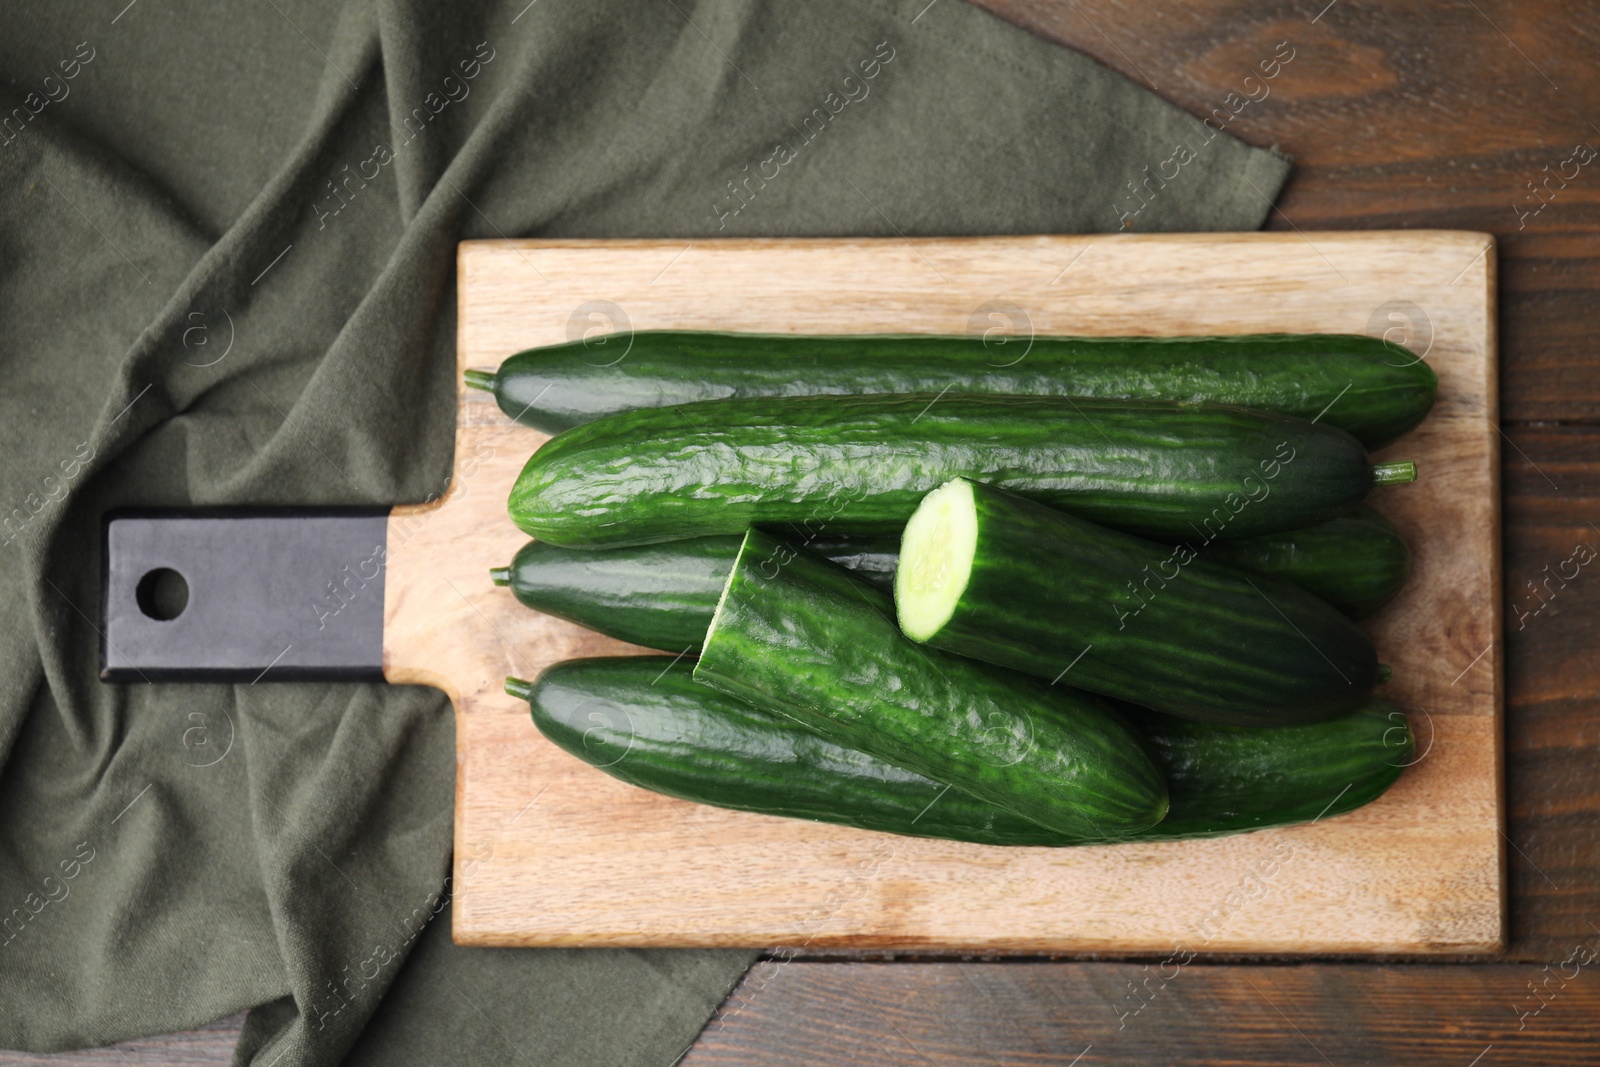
99,509 -> 390,683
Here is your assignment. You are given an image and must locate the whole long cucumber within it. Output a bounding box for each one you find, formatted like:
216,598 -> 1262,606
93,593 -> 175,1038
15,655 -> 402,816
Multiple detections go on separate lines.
489,534 -> 898,652
896,478 -> 1379,724
490,507 -> 1407,652
509,394 -> 1416,548
466,331 -> 1436,448
508,657 -> 1412,844
694,529 -> 1167,839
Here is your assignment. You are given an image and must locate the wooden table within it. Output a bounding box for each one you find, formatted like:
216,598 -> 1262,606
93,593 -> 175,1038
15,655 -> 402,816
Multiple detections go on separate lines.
5,1 -> 1594,1064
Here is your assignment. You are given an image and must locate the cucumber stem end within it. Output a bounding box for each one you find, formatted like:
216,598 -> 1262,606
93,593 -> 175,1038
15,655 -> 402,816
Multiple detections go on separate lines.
1371,461 -> 1417,486
489,566 -> 511,587
463,368 -> 497,392
505,677 -> 535,702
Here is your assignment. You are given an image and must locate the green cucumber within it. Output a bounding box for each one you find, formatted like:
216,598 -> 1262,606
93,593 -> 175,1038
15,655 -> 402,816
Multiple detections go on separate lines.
693,529 -> 1167,839
514,656 -> 1081,845
489,534 -> 898,652
896,478 -> 1378,724
1203,504 -> 1410,619
492,509 -> 1405,651
510,393 -> 1416,548
466,331 -> 1435,448
509,657 -> 1412,844
1121,702 -> 1411,837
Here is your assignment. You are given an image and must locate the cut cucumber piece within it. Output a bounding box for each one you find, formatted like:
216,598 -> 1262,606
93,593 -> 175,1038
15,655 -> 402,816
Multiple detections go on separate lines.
896,478 -> 1379,725
696,529 -> 1168,839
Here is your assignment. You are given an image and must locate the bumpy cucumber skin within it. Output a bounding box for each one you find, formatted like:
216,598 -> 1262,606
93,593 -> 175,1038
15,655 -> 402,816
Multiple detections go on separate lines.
501,534 -> 898,652
510,394 -> 1379,548
693,529 -> 1167,839
522,657 -> 1413,844
1203,504 -> 1410,619
527,656 -> 1083,845
486,331 -> 1435,448
907,480 -> 1379,725
504,537 -> 738,653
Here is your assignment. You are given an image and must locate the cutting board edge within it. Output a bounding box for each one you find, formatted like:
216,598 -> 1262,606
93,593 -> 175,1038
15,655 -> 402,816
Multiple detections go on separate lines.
455,229 -> 1499,257
448,931 -> 1506,954
1481,236 -> 1509,955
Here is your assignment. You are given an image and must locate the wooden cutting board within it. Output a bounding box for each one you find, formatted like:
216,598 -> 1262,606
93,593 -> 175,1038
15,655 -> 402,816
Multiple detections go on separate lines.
382,233 -> 1502,953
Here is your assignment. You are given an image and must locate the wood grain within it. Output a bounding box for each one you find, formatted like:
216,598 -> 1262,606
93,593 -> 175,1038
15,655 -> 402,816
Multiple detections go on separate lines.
681,960 -> 1600,1066
380,232 -> 1502,953
1501,426 -> 1600,959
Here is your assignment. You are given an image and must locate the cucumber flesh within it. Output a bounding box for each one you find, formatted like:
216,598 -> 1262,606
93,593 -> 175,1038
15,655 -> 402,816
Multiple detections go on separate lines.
897,478 -> 979,642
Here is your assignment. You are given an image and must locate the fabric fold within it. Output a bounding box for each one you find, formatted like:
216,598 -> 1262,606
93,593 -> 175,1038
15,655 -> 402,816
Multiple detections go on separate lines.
0,2 -> 1288,1064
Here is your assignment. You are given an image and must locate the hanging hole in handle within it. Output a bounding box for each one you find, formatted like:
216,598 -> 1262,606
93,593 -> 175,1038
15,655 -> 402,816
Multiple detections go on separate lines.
136,568 -> 189,621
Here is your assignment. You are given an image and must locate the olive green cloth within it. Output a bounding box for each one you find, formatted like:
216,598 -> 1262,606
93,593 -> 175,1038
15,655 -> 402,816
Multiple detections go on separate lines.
0,0 -> 1288,1063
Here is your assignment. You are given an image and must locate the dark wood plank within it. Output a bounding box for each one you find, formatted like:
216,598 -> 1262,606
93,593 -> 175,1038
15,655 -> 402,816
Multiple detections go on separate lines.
974,0 -> 1600,425
1501,426 -> 1600,958
0,1015 -> 240,1066
683,961 -> 1600,1066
